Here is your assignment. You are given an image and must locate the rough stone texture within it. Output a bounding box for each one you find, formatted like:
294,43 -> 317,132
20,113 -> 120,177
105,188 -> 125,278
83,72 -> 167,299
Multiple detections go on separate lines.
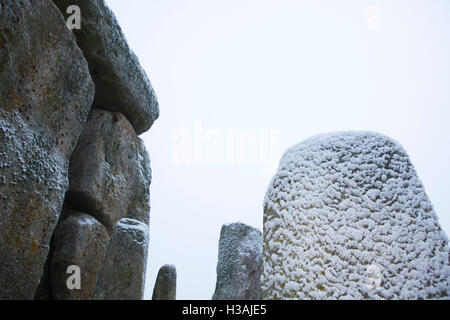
34,201 -> 74,300
152,265 -> 177,300
93,218 -> 149,300
67,109 -> 152,234
212,222 -> 263,300
53,0 -> 159,134
263,132 -> 450,300
50,211 -> 110,300
0,0 -> 95,299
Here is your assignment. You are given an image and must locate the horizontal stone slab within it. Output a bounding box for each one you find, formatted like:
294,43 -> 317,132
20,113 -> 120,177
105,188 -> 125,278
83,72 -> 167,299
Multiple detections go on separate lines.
54,0 -> 160,135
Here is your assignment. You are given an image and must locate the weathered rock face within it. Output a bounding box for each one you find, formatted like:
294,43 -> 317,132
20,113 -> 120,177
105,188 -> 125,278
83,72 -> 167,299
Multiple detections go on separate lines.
152,265 -> 177,300
67,109 -> 152,233
263,132 -> 450,299
93,218 -> 149,300
50,212 -> 110,300
212,223 -> 263,300
0,0 -> 95,299
53,0 -> 159,135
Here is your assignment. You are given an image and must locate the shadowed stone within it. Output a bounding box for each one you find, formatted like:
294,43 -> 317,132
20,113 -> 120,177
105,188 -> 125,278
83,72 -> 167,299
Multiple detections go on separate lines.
93,218 -> 149,300
212,222 -> 262,300
152,265 -> 177,300
0,0 -> 94,299
50,212 -> 110,300
53,0 -> 159,134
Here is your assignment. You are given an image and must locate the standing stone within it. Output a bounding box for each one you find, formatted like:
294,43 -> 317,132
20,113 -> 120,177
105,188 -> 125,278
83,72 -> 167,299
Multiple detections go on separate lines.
53,0 -> 159,134
93,218 -> 149,300
67,109 -> 152,233
263,132 -> 450,299
50,212 -> 110,300
212,223 -> 263,300
152,265 -> 177,300
0,0 -> 94,299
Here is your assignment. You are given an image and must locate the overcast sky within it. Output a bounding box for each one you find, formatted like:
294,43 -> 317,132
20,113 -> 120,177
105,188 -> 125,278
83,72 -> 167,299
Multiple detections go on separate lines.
105,0 -> 450,300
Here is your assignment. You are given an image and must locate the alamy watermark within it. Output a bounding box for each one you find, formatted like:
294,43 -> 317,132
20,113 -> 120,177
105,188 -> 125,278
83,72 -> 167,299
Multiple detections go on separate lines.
367,5 -> 382,31
171,121 -> 280,176
66,265 -> 81,290
65,5 -> 81,30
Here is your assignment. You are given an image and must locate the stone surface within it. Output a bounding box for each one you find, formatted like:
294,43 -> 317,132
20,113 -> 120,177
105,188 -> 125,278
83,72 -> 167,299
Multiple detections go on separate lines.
263,132 -> 450,299
0,0 -> 94,299
67,109 -> 152,233
152,265 -> 177,300
34,201 -> 74,300
50,212 -> 110,300
93,218 -> 149,300
53,0 -> 159,135
212,222 -> 263,300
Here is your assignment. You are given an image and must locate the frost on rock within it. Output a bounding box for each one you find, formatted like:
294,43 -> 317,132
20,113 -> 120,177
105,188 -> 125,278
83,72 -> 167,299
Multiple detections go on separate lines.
67,109 -> 152,234
152,264 -> 177,300
262,132 -> 450,300
213,222 -> 263,300
53,0 -> 160,134
0,0 -> 94,299
93,218 -> 149,300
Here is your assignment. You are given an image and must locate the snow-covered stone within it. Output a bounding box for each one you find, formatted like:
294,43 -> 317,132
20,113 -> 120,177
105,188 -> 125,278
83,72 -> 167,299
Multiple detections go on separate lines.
263,132 -> 450,299
212,222 -> 263,300
0,0 -> 94,299
93,219 -> 149,300
152,265 -> 177,300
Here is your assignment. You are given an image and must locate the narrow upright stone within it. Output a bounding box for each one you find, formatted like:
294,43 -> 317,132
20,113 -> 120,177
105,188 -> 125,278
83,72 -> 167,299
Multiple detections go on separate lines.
212,223 -> 263,300
50,212 -> 110,300
93,218 -> 149,300
152,265 -> 177,300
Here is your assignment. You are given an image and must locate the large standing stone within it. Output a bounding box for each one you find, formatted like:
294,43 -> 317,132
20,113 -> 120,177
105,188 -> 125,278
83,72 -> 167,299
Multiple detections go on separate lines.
53,0 -> 159,134
0,0 -> 94,299
212,222 -> 263,300
67,109 -> 152,233
263,132 -> 450,299
152,265 -> 177,300
50,212 -> 110,300
93,218 -> 149,300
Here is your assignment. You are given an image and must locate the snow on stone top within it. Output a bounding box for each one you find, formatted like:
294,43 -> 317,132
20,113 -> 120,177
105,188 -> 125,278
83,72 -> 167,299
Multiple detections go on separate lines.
263,131 -> 450,299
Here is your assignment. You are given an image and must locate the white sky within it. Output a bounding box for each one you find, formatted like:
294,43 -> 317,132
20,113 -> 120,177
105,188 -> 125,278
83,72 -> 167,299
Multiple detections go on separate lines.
105,0 -> 450,300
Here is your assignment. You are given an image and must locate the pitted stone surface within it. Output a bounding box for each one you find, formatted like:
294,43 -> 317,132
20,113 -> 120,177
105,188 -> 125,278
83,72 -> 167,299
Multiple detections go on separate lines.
213,222 -> 262,300
0,0 -> 94,299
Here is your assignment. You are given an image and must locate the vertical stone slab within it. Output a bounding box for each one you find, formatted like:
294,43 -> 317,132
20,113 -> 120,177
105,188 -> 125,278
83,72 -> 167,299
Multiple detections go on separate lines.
67,109 -> 152,234
50,212 -> 110,300
212,223 -> 263,300
93,218 -> 149,300
0,0 -> 94,299
152,265 -> 177,300
263,132 -> 450,299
